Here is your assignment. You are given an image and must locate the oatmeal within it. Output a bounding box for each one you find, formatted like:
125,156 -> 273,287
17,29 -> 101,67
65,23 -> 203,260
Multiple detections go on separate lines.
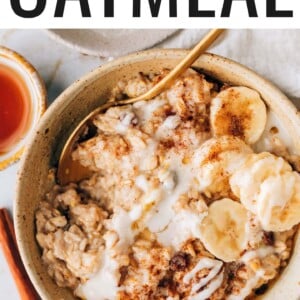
35,69 -> 300,299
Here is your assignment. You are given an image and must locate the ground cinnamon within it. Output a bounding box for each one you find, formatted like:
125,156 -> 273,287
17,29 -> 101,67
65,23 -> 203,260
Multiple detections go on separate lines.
0,208 -> 40,300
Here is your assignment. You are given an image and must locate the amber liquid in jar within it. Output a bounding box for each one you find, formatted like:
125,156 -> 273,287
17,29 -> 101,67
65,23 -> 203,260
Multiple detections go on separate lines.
0,64 -> 31,154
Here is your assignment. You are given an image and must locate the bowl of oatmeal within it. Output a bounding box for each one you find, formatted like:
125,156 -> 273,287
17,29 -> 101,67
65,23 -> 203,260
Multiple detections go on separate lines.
15,50 -> 300,300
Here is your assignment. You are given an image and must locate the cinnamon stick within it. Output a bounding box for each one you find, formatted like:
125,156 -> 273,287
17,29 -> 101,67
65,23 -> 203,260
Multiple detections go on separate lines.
0,208 -> 40,300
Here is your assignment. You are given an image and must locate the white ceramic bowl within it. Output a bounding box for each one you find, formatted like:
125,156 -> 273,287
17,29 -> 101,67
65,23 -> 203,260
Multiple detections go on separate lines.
15,50 -> 300,300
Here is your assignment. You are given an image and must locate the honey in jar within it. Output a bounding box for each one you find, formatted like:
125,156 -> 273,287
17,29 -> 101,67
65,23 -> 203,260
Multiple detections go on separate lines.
0,63 -> 31,154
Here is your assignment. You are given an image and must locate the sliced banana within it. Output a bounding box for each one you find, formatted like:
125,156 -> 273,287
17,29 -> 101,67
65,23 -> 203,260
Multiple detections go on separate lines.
230,152 -> 300,231
210,86 -> 267,144
194,136 -> 253,197
199,198 -> 248,262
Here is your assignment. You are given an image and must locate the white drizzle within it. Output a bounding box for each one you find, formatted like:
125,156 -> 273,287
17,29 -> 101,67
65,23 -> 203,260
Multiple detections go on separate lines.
228,247 -> 276,300
155,209 -> 206,248
189,271 -> 224,300
241,246 -> 275,263
146,154 -> 196,236
75,208 -> 138,300
183,257 -> 224,299
75,248 -> 119,300
115,110 -> 136,134
133,98 -> 166,124
228,270 -> 264,300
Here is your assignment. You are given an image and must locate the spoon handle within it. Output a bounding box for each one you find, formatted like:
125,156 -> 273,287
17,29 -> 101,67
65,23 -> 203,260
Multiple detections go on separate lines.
119,28 -> 224,105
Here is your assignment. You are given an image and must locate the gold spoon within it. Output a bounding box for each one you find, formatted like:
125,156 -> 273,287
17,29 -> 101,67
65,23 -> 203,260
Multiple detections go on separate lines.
58,29 -> 225,185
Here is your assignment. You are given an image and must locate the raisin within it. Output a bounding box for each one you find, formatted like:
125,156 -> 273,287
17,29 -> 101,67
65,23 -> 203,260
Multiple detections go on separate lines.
255,284 -> 268,295
263,231 -> 275,246
170,252 -> 190,271
118,266 -> 128,286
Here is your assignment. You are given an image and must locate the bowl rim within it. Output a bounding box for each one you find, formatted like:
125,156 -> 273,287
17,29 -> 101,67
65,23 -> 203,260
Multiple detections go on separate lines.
14,49 -> 300,299
0,45 -> 47,170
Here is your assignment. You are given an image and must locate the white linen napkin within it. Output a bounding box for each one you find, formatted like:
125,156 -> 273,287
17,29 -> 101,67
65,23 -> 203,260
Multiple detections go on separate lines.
159,29 -> 300,107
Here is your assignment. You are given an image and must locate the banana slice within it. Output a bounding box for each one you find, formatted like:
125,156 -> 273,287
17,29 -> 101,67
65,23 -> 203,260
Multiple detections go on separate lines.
194,136 -> 253,197
230,152 -> 300,231
210,86 -> 267,144
199,198 -> 248,262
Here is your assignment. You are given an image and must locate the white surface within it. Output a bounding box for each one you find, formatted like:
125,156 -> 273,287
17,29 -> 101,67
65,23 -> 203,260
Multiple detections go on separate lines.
48,29 -> 178,57
0,29 -> 299,299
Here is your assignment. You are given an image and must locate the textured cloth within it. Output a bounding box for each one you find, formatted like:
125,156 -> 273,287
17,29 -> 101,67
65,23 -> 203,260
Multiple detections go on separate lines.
159,29 -> 300,106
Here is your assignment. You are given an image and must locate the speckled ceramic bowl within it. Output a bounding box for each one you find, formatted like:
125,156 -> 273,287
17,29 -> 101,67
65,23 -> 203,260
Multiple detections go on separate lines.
15,50 -> 300,300
0,46 -> 46,170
